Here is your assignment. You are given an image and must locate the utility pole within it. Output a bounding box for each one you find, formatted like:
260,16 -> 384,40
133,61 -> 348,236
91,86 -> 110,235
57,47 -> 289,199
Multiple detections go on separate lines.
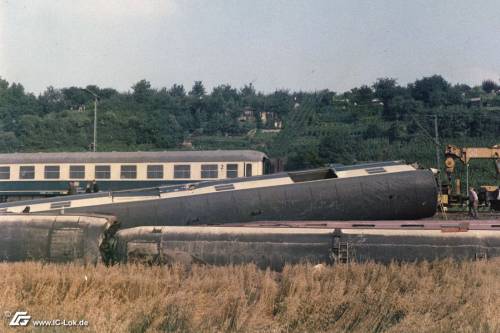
434,115 -> 441,192
93,96 -> 97,152
81,88 -> 99,152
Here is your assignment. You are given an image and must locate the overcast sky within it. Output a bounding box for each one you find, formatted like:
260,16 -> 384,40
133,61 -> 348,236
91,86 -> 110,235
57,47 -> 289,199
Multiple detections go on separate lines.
1,0 -> 500,95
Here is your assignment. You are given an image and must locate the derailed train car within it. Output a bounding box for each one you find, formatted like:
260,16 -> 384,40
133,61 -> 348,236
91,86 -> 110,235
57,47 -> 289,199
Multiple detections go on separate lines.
0,214 -> 118,264
1,214 -> 499,268
114,226 -> 333,270
0,161 -> 438,228
113,222 -> 500,269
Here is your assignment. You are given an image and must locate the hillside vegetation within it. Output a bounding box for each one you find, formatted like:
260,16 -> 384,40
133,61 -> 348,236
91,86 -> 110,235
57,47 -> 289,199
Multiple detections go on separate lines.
0,260 -> 498,332
1,75 -> 500,186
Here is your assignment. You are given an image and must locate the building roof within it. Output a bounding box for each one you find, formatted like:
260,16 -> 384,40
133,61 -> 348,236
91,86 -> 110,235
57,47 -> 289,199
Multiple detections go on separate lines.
0,150 -> 268,164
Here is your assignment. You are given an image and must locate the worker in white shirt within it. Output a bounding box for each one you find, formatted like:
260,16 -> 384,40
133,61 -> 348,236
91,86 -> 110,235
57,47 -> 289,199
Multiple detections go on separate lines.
468,187 -> 479,219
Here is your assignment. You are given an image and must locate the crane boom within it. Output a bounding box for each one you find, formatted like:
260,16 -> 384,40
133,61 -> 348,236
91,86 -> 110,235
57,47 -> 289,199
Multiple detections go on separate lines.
444,144 -> 500,176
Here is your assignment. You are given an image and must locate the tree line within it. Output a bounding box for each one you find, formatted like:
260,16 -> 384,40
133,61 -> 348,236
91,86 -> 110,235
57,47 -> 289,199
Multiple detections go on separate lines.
0,75 -> 499,184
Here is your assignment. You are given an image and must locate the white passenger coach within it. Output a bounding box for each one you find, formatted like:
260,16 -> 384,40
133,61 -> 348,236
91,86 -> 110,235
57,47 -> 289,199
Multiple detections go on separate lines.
0,150 -> 268,201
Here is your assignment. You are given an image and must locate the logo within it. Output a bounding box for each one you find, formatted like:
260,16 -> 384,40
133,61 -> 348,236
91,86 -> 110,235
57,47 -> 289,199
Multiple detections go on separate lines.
9,311 -> 31,326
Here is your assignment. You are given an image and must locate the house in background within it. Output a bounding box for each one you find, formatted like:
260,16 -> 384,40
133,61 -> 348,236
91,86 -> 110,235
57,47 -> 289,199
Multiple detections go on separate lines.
239,107 -> 283,129
238,107 -> 256,122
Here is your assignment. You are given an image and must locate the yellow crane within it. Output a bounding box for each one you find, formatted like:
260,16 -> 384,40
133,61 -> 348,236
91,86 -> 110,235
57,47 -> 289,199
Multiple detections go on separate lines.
445,145 -> 500,174
444,144 -> 500,208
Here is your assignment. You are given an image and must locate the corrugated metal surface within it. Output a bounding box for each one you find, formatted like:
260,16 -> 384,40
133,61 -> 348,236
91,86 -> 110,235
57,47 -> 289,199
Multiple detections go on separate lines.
0,150 -> 267,164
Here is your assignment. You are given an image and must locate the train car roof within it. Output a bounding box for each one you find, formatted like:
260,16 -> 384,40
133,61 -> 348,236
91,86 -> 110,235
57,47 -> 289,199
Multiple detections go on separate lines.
0,150 -> 268,164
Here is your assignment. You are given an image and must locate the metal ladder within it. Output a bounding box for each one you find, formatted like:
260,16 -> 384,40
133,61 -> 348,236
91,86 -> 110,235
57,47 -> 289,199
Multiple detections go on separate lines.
331,233 -> 350,264
475,251 -> 488,261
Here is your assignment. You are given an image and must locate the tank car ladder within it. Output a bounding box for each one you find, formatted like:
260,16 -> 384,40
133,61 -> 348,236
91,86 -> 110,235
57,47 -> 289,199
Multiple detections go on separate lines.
331,230 -> 350,264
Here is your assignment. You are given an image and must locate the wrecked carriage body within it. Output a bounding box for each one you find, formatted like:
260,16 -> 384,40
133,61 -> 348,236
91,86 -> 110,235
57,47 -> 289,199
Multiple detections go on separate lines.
114,223 -> 500,269
0,214 -> 118,264
115,226 -> 334,270
0,162 -> 439,228
2,216 -> 499,268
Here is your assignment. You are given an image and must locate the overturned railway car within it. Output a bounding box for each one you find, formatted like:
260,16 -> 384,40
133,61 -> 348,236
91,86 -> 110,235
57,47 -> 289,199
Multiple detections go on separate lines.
0,214 -> 118,264
0,161 -> 438,227
114,222 -> 500,269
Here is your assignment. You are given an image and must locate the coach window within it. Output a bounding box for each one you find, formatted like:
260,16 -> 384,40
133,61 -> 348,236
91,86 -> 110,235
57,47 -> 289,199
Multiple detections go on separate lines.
201,164 -> 218,178
70,165 -> 85,179
0,166 -> 10,180
20,166 -> 35,179
245,163 -> 253,177
174,165 -> 190,179
45,165 -> 60,179
226,164 -> 238,178
95,165 -> 111,179
121,165 -> 137,179
147,165 -> 163,179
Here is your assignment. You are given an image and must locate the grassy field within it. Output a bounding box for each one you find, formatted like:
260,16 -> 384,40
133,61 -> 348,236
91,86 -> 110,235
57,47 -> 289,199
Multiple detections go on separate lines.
0,260 -> 499,333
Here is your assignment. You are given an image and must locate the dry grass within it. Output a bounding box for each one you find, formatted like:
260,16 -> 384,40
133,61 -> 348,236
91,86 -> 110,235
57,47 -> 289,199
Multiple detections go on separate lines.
0,260 -> 499,333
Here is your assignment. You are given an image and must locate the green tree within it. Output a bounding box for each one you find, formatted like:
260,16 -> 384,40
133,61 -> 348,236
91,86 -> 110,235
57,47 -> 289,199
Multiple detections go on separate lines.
132,80 -> 153,103
363,123 -> 383,139
212,84 -> 238,102
410,75 -> 450,107
189,81 -> 206,97
350,85 -> 373,105
0,131 -> 20,152
388,96 -> 422,120
318,128 -> 356,164
168,84 -> 186,97
240,83 -> 256,97
62,87 -> 93,107
373,78 -> 401,120
286,144 -> 322,170
386,122 -> 407,143
481,80 -> 498,93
